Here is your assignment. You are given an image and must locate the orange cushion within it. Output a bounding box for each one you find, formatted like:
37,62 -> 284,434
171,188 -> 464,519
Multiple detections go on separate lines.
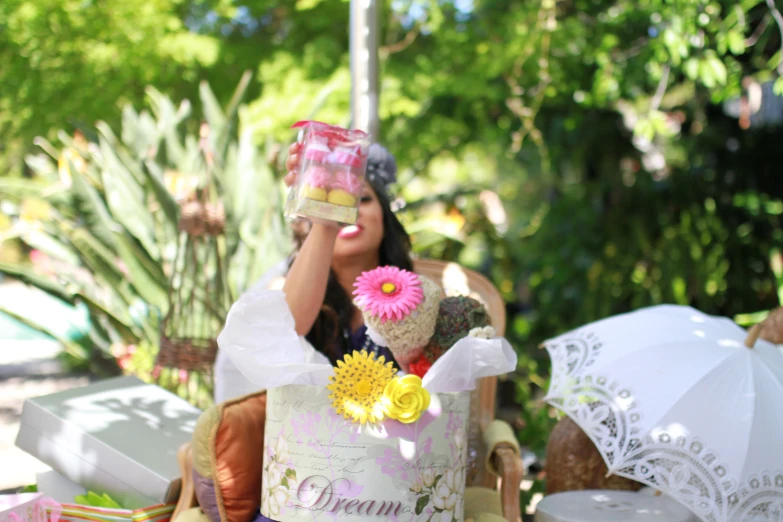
213,392 -> 267,522
192,391 -> 266,522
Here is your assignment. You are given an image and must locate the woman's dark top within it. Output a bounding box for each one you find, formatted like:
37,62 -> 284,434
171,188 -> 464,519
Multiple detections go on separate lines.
339,324 -> 400,370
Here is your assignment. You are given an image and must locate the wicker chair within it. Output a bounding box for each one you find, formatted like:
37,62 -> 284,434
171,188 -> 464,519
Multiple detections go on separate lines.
413,259 -> 525,521
173,259 -> 525,522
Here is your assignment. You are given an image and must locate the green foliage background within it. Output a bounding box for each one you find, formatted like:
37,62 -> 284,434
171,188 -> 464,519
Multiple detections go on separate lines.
2,0 -> 783,503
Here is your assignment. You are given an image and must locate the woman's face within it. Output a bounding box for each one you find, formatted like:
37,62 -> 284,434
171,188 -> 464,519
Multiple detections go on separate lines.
332,184 -> 385,262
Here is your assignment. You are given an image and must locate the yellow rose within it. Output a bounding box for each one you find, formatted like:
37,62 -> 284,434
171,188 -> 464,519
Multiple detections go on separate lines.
382,375 -> 431,424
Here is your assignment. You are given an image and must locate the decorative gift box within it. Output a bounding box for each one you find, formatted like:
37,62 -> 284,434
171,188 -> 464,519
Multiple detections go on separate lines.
218,267 -> 518,522
15,376 -> 201,509
263,384 -> 470,520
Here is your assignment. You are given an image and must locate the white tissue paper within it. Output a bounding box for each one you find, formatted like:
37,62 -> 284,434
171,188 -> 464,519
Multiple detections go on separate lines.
218,289 -> 517,392
217,290 -> 335,388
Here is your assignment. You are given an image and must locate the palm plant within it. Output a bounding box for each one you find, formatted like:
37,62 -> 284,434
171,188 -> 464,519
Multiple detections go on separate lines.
0,73 -> 290,405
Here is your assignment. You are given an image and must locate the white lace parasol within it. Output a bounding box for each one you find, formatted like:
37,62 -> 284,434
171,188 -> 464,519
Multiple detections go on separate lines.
543,304 -> 783,522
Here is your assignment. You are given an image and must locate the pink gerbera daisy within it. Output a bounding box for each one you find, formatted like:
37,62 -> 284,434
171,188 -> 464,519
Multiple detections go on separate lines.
353,266 -> 424,323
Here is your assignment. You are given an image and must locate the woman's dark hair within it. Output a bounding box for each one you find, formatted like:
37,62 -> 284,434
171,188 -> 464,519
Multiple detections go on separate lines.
290,144 -> 412,364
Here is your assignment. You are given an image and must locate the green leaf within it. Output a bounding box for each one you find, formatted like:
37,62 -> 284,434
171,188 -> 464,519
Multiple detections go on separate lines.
774,77 -> 783,97
74,492 -> 123,508
0,178 -> 50,199
281,476 -> 289,489
200,81 -> 227,144
707,55 -> 728,85
285,468 -> 297,480
67,227 -> 129,296
75,291 -> 142,343
95,123 -> 145,186
0,305 -> 89,362
143,160 -> 180,230
699,60 -> 716,89
724,5 -> 742,28
727,30 -> 745,55
634,118 -> 655,142
295,0 -> 323,10
22,229 -> 80,266
684,58 -> 700,80
146,87 -> 188,167
69,169 -> 168,311
716,33 -> 728,56
415,495 -> 430,516
121,105 -> 160,162
69,160 -> 120,249
204,70 -> 252,159
124,231 -> 168,288
0,261 -> 74,303
95,126 -> 161,261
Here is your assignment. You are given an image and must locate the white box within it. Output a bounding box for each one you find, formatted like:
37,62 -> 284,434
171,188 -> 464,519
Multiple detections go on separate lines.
35,470 -> 86,504
15,376 -> 201,509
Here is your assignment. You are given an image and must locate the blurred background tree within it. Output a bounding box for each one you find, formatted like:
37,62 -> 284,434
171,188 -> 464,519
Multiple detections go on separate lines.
2,0 -> 783,507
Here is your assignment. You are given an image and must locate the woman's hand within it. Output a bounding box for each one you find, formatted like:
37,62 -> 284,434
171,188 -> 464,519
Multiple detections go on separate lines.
284,142 -> 302,187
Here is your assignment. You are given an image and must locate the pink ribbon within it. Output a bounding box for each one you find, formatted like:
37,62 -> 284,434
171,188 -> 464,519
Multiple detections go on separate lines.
42,497 -> 62,522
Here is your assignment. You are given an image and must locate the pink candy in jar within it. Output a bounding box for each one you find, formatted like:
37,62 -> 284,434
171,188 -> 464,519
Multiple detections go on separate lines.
301,165 -> 331,201
327,147 -> 364,207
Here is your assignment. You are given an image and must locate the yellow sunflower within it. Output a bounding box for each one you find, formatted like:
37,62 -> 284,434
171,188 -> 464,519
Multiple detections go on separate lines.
327,350 -> 397,426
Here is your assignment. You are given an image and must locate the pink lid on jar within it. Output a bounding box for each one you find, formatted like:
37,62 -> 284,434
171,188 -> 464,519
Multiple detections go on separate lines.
292,120 -> 332,131
292,121 -> 357,147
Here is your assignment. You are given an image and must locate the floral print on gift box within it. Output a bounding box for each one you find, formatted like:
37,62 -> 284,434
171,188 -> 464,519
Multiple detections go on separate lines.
261,433 -> 298,519
408,414 -> 467,522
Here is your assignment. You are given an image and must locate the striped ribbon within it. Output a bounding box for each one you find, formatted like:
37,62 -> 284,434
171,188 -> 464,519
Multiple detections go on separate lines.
48,504 -> 174,522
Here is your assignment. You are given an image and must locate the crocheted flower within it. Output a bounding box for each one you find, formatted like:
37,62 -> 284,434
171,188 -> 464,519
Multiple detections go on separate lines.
423,296 -> 491,362
408,354 -> 433,378
469,325 -> 496,339
353,266 -> 424,323
382,374 -> 430,424
327,350 -> 396,426
358,274 -> 441,361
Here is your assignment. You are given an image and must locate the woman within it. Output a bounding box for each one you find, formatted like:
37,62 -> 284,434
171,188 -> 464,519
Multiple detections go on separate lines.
214,141 -> 413,403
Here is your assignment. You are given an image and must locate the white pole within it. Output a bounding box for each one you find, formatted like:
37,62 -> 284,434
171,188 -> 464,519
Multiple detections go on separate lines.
349,0 -> 380,139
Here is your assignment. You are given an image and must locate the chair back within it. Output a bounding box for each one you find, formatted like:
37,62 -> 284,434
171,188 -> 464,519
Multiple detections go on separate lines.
413,259 -> 507,488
